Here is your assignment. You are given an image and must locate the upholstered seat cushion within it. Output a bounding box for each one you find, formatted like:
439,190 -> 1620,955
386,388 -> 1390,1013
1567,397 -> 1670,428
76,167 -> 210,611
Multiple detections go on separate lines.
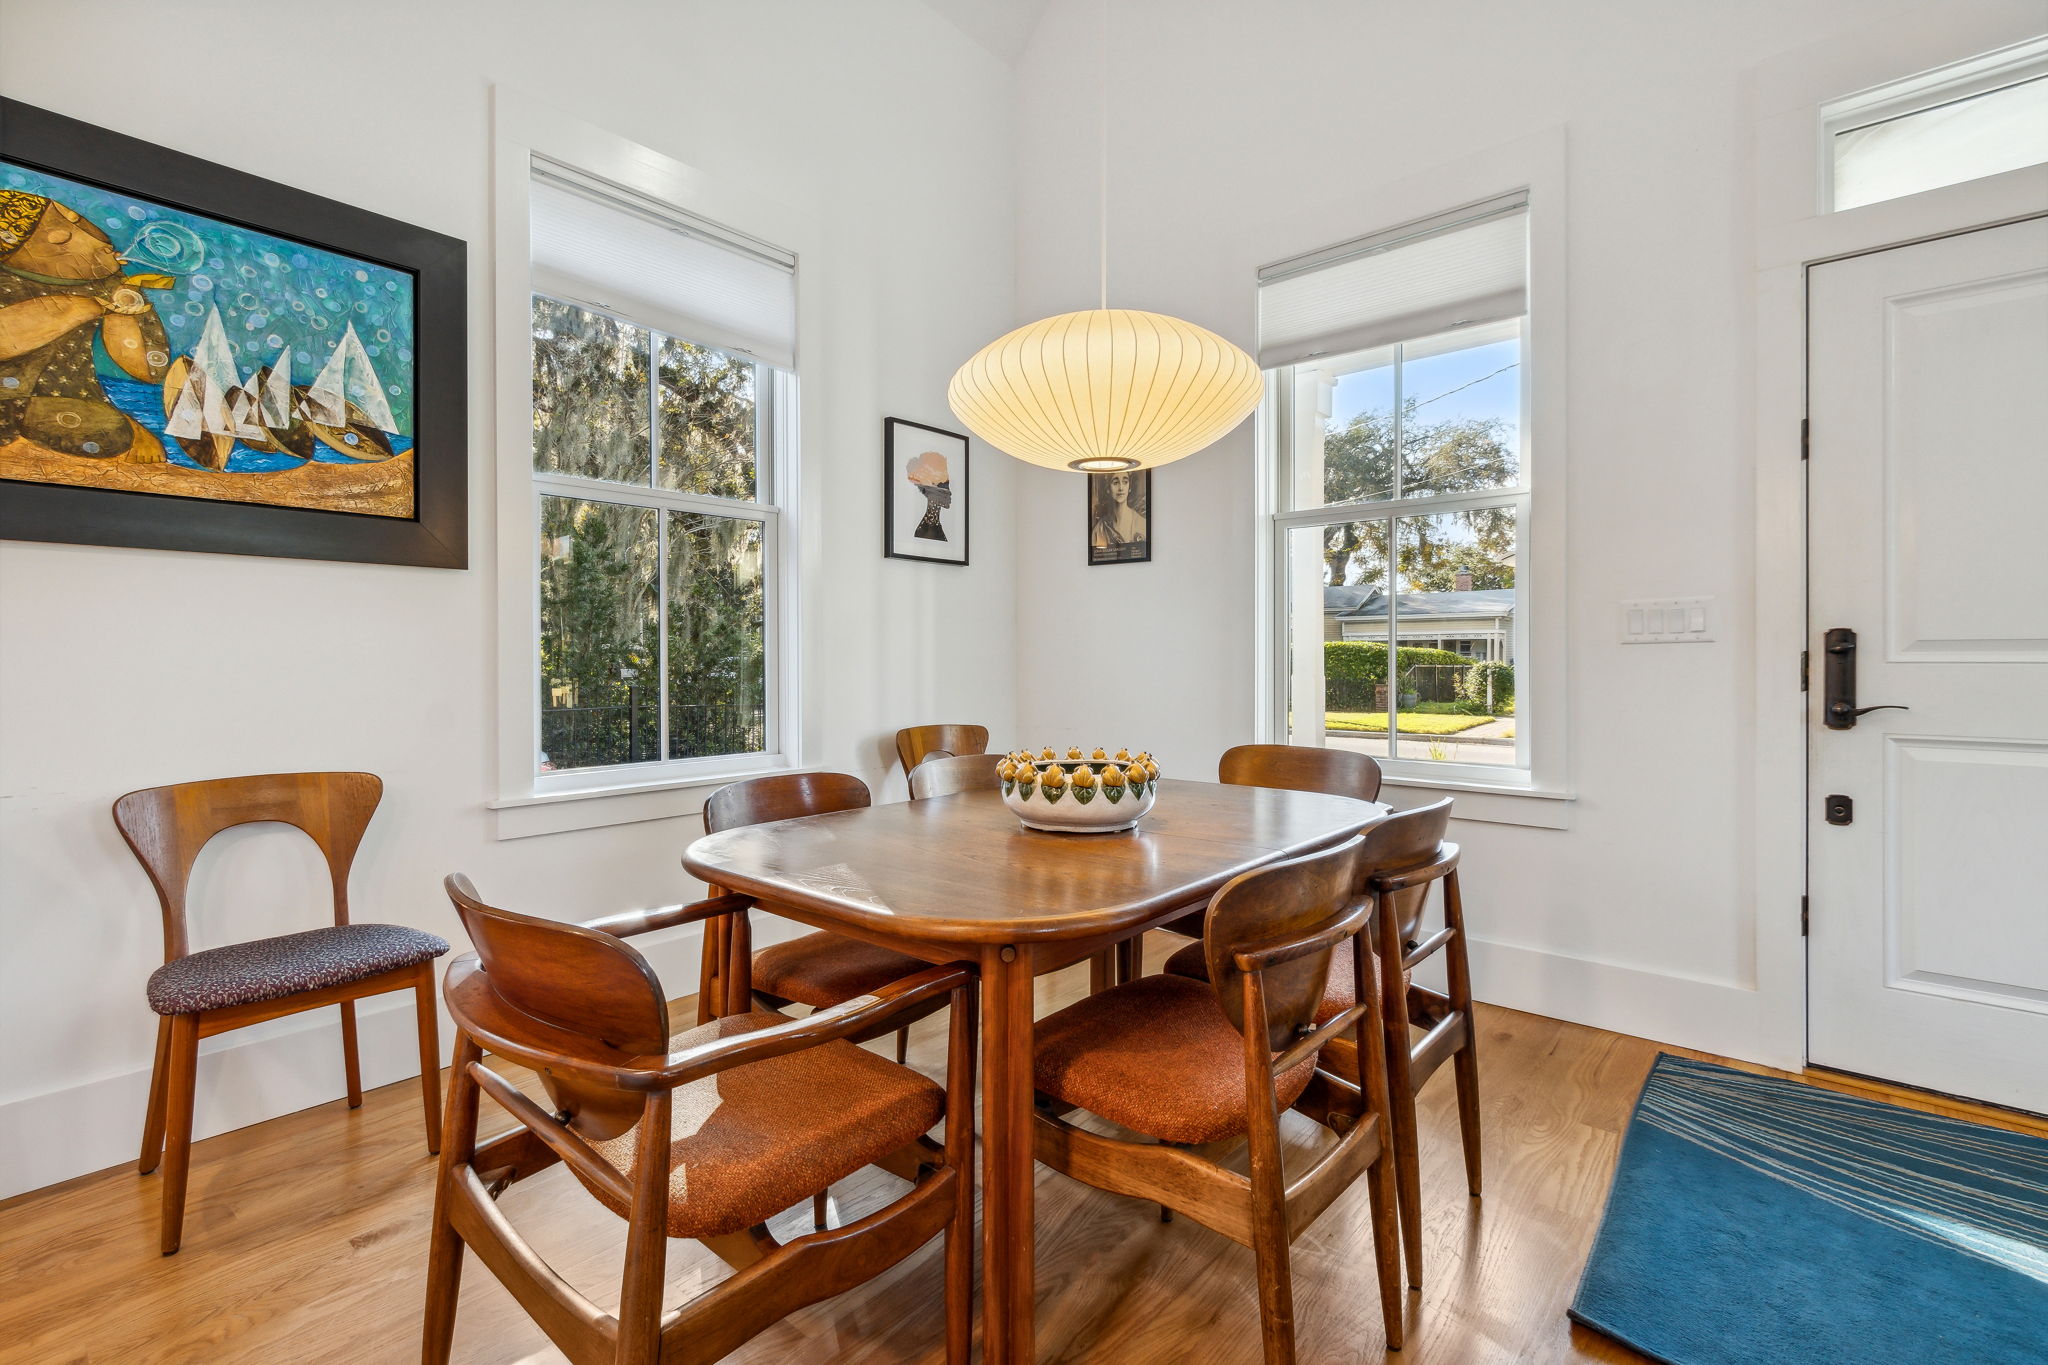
752,931 -> 929,1008
146,922 -> 449,1015
1162,939 -> 1361,1027
1032,974 -> 1319,1146
577,1010 -> 946,1238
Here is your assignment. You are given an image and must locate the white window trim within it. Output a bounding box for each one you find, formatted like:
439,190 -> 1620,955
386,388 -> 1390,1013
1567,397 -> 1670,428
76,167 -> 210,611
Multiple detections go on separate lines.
489,89 -> 822,839
1817,34 -> 2048,216
1251,131 -> 1570,812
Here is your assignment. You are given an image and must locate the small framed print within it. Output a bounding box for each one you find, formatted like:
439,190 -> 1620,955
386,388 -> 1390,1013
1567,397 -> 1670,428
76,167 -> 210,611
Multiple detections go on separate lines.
1086,467 -> 1150,565
883,417 -> 969,565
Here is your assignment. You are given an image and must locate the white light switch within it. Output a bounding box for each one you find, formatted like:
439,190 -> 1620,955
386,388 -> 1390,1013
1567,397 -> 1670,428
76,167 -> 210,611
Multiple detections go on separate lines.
1621,596 -> 1714,644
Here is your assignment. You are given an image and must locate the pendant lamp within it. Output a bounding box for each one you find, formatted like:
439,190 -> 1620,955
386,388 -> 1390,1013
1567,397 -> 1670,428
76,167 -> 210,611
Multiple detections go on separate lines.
946,5 -> 1262,473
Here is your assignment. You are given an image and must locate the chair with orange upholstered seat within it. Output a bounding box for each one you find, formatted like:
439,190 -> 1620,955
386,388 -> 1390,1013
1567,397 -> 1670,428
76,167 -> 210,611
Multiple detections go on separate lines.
1032,835 -> 1405,1363
424,875 -> 976,1365
1166,797 -> 1472,1289
694,773 -> 942,1067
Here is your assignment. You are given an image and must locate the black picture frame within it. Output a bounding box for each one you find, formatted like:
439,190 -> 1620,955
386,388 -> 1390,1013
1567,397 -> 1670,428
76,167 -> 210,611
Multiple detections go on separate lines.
1086,467 -> 1152,565
0,98 -> 468,568
882,416 -> 970,566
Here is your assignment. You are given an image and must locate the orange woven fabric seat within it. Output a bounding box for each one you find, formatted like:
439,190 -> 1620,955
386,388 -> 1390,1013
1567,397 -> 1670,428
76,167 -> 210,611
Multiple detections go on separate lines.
576,1011 -> 945,1238
752,931 -> 930,1008
1162,938 -> 1359,1027
1032,975 -> 1319,1146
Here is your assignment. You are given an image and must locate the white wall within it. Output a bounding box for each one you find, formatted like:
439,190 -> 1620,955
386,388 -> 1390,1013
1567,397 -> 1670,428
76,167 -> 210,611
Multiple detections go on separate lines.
1008,0 -> 2046,1065
0,0 -> 1019,1198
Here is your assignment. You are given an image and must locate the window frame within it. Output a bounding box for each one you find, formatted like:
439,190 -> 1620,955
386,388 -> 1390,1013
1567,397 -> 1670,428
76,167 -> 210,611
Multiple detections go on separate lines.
490,92 -> 816,836
1266,319 -> 1532,786
1250,153 -> 1569,810
1818,35 -> 2048,215
527,289 -> 788,791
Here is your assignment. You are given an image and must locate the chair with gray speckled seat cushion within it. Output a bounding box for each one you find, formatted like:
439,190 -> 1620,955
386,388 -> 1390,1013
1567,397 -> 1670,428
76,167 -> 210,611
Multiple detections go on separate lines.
113,771 -> 449,1255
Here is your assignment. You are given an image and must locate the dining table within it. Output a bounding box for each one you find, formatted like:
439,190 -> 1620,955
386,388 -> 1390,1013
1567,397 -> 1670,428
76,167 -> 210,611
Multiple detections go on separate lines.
680,776 -> 1388,1364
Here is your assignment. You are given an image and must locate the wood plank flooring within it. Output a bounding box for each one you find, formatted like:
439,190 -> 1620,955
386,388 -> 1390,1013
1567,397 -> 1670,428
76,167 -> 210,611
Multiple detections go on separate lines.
5,947 -> 2043,1365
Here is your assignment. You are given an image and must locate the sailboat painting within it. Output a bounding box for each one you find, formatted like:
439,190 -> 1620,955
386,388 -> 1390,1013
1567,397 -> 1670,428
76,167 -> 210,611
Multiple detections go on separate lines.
0,158 -> 420,518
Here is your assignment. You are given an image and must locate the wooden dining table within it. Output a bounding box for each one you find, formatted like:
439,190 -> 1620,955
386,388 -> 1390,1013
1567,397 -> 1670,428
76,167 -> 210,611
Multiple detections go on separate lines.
681,776 -> 1388,1364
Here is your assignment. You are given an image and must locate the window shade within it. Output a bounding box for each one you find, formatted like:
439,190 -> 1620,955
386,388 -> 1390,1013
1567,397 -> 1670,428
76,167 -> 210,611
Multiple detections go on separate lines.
529,160 -> 797,371
1257,194 -> 1528,368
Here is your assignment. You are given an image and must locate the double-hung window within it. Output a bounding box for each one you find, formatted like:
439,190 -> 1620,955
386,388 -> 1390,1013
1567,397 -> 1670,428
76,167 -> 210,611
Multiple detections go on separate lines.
1260,193 -> 1531,782
526,161 -> 795,780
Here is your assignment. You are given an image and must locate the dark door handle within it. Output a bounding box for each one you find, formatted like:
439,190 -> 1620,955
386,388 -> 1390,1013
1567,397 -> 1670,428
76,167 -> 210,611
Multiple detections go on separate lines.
1822,628 -> 1908,729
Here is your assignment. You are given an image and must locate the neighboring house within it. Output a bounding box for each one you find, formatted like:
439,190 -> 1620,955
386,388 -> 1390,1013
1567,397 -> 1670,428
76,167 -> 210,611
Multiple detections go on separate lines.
1324,570 -> 1516,662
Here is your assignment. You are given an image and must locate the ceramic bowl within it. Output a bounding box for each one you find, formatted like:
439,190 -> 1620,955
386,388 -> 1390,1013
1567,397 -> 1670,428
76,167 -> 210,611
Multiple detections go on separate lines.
998,750 -> 1159,833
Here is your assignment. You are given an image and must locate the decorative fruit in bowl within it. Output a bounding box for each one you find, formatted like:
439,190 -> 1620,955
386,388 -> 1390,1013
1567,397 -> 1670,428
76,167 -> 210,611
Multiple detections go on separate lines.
997,748 -> 1159,833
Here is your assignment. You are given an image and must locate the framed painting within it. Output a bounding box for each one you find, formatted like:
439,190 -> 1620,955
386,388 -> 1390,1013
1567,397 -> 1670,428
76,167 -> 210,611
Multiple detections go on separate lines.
1086,467 -> 1150,565
0,99 -> 467,567
883,416 -> 968,565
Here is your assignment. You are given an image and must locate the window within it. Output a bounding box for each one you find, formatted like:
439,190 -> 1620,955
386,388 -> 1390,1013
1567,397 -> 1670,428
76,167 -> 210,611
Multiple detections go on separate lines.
1824,37 -> 2048,212
526,162 -> 795,779
1260,194 -> 1529,781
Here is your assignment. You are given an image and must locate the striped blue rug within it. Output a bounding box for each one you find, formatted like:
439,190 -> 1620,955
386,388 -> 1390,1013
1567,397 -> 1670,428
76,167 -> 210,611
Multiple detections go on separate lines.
1571,1054 -> 2048,1364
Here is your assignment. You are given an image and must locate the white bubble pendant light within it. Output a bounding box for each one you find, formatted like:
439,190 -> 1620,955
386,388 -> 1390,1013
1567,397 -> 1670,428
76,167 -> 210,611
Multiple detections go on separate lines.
947,308 -> 1263,473
946,0 -> 1261,474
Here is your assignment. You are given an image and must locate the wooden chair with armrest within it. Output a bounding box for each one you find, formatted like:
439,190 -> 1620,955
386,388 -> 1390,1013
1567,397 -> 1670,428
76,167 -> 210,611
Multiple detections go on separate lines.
908,751 -> 1004,800
693,774 -> 945,1069
114,771 -> 448,1255
893,724 -> 990,783
1030,835 -> 1405,1363
425,876 -> 977,1365
1166,798 -> 1473,1287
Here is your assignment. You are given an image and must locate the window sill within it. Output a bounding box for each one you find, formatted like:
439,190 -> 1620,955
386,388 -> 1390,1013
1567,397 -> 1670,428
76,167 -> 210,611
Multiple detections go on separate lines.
1378,774 -> 1574,829
490,757 -> 807,840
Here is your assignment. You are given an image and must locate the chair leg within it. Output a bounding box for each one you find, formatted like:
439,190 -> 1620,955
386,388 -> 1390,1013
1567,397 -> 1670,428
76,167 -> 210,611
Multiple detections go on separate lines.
1365,1142 -> 1406,1350
1245,1106 -> 1297,1365
159,1012 -> 199,1255
1441,875 -> 1483,1198
697,913 -> 727,1024
139,1015 -> 171,1174
813,1188 -> 830,1231
414,963 -> 443,1156
1452,1041 -> 1482,1197
895,1027 -> 910,1065
339,1000 -> 364,1110
1386,1049 -> 1424,1288
1116,936 -> 1140,984
616,1091 -> 674,1365
423,1034 -> 482,1365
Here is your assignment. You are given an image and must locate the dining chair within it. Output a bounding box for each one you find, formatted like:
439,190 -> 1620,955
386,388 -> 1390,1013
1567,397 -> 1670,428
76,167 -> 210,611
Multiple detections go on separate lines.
113,771 -> 449,1255
1167,797 -> 1471,1287
1031,835 -> 1405,1363
695,773 -> 941,1065
426,876 -> 976,1365
908,751 -> 1004,800
1148,743 -> 1386,950
893,724 -> 990,782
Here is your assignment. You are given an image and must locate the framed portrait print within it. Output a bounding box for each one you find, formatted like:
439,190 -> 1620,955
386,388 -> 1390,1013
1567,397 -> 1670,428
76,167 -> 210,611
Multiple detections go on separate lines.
0,98 -> 467,567
883,416 -> 968,565
1086,467 -> 1150,565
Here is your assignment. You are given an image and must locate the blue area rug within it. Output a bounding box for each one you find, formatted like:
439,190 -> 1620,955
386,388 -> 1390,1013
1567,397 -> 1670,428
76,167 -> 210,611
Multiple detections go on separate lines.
1571,1054 -> 2048,1364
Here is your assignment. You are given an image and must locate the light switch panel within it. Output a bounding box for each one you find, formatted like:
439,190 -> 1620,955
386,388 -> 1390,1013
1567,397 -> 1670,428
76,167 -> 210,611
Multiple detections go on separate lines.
1621,596 -> 1714,644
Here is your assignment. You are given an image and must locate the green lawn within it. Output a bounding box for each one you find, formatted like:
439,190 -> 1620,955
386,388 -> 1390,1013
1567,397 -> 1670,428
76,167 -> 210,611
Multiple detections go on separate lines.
1325,711 -> 1492,735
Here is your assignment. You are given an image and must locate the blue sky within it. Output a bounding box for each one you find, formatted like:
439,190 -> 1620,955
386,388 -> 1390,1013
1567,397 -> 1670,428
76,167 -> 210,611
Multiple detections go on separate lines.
1329,334 -> 1521,459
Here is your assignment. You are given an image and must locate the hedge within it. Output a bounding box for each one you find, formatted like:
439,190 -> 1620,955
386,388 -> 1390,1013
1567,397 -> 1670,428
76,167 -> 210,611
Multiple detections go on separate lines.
1323,640 -> 1470,687
1459,660 -> 1515,710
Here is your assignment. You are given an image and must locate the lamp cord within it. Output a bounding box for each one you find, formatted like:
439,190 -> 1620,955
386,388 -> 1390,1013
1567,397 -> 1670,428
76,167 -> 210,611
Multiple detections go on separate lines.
1098,0 -> 1108,312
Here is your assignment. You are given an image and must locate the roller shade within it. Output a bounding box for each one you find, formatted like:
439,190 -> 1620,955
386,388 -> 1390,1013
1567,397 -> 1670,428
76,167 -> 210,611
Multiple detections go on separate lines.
529,160 -> 797,371
1257,193 -> 1527,368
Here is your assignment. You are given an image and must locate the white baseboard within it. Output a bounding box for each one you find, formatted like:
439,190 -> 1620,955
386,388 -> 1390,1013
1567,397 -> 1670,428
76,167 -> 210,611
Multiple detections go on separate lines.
1468,934 -> 1803,1071
0,915 -> 806,1201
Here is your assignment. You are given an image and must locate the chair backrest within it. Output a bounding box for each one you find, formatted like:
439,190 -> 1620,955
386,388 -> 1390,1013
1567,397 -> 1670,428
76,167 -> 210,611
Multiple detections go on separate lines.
1203,835 -> 1368,1052
909,751 -> 1004,800
702,771 -> 871,834
1358,798 -> 1454,943
1218,743 -> 1382,803
112,771 -> 382,961
894,724 -> 991,780
442,873 -> 667,1138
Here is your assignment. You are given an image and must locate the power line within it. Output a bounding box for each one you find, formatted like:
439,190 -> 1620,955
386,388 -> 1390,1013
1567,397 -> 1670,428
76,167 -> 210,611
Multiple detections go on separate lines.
1409,361 -> 1518,411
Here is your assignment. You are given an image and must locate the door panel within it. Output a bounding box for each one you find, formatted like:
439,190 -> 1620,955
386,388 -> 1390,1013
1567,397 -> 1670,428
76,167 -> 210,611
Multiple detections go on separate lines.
1807,216 -> 2048,1113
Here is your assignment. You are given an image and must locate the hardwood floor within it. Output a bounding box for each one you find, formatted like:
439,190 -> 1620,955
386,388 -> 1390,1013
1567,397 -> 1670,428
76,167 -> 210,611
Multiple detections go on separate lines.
5,947 -> 2043,1365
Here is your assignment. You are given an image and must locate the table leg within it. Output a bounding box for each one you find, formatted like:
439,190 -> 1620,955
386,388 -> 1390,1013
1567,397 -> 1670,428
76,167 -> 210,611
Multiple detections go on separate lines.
981,943 -> 1037,1364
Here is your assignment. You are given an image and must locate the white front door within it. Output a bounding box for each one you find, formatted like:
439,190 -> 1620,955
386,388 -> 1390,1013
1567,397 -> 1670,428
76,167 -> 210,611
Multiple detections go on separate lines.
1807,215 -> 2048,1114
